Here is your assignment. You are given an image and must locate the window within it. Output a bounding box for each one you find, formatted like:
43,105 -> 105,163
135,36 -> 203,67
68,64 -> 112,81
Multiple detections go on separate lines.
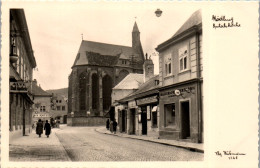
56,100 -> 58,103
40,106 -> 46,112
121,60 -> 127,65
164,103 -> 175,127
62,106 -> 65,111
179,46 -> 188,71
59,100 -> 62,103
164,54 -> 172,76
57,106 -> 61,111
155,80 -> 159,86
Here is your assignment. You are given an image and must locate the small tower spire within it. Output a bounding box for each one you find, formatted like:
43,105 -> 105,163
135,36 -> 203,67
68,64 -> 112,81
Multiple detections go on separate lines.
81,33 -> 83,40
132,21 -> 140,33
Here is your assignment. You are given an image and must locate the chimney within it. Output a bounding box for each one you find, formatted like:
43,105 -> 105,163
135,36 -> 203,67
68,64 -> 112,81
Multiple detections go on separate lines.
143,53 -> 154,83
33,79 -> 37,85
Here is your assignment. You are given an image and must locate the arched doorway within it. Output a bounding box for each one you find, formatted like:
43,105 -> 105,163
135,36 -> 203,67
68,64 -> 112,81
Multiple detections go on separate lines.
79,72 -> 86,110
102,75 -> 112,111
92,73 -> 99,110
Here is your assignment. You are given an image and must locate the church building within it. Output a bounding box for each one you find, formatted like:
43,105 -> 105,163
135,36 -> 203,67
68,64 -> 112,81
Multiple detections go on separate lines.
68,22 -> 145,126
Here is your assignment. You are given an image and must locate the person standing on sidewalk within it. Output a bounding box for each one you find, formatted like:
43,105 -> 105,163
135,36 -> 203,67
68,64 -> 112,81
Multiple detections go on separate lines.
106,119 -> 110,130
109,120 -> 113,133
113,120 -> 117,134
36,119 -> 43,138
44,120 -> 51,138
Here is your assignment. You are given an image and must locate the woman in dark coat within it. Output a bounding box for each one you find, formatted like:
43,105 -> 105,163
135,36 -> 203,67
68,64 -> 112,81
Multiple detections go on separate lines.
106,119 -> 110,130
36,119 -> 43,137
44,120 -> 51,138
113,120 -> 117,134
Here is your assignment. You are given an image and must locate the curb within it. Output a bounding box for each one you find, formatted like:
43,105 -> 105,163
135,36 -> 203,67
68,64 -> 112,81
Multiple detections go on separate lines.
95,128 -> 204,153
54,131 -> 72,161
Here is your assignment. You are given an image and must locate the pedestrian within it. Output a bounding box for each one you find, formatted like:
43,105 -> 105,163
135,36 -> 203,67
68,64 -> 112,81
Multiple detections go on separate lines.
44,120 -> 51,138
113,120 -> 118,134
106,119 -> 110,130
109,120 -> 113,133
36,119 -> 43,138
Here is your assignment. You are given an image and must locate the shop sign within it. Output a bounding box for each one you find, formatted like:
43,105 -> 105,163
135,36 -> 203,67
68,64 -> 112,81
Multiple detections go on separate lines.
10,82 -> 28,93
33,114 -> 50,118
160,86 -> 195,97
128,100 -> 136,108
136,95 -> 158,106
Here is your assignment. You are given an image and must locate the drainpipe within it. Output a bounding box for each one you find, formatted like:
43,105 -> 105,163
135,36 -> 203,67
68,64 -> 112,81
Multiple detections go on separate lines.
196,31 -> 202,143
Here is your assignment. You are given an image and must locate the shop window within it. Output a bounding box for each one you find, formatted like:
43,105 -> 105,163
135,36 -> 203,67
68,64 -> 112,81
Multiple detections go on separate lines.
164,103 -> 175,127
179,46 -> 188,72
62,106 -> 65,111
147,106 -> 151,120
152,106 -> 158,127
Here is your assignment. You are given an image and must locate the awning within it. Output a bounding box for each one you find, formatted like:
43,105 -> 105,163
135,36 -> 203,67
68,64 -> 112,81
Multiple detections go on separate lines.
152,106 -> 157,112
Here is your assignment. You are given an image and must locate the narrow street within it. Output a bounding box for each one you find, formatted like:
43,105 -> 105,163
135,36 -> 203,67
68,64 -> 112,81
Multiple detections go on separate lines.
55,126 -> 203,161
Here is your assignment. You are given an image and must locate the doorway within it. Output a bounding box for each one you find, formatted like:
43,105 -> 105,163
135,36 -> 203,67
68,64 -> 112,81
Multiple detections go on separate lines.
181,101 -> 190,139
122,110 -> 126,132
141,106 -> 147,135
129,109 -> 135,134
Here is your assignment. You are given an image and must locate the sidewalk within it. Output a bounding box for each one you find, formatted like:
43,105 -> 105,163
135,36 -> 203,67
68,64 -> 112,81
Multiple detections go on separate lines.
95,127 -> 204,153
9,128 -> 71,161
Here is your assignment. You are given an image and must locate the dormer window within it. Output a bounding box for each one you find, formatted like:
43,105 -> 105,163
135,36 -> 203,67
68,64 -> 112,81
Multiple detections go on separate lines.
121,60 -> 127,65
155,80 -> 159,85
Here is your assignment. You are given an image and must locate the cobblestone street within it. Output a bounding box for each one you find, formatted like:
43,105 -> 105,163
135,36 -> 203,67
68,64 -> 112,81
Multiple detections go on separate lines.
56,126 -> 203,161
9,125 -> 203,161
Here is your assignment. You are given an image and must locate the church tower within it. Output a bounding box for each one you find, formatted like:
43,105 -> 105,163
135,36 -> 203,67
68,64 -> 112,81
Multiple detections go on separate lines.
132,22 -> 144,64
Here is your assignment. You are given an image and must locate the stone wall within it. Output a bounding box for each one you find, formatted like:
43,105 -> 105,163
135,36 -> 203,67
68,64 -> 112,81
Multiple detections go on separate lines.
67,116 -> 106,126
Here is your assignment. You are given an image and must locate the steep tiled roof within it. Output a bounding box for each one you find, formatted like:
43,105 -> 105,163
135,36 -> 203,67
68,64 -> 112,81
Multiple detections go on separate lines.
156,9 -> 202,51
32,82 -> 51,97
119,75 -> 159,102
86,52 -> 119,66
172,9 -> 202,38
113,73 -> 144,90
74,40 -> 134,66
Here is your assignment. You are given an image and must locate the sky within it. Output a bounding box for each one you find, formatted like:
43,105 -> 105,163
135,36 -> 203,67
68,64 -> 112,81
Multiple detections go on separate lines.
10,2 -> 202,90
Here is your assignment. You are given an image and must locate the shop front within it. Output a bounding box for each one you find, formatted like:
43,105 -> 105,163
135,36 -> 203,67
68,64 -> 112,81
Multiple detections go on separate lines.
136,95 -> 159,136
159,79 -> 202,143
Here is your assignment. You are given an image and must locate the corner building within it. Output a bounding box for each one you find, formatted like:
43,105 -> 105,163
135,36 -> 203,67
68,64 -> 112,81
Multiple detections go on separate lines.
68,22 -> 144,126
9,9 -> 37,139
156,10 -> 203,143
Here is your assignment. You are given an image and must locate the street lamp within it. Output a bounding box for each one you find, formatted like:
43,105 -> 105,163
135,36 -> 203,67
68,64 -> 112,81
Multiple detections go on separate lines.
155,9 -> 162,17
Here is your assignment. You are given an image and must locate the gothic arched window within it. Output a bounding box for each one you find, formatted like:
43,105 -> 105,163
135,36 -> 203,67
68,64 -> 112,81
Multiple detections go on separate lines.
79,72 -> 86,110
92,73 -> 99,110
102,75 -> 112,111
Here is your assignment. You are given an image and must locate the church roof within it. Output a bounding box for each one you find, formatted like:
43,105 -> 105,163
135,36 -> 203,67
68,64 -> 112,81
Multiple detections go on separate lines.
113,73 -> 144,90
73,40 -> 134,66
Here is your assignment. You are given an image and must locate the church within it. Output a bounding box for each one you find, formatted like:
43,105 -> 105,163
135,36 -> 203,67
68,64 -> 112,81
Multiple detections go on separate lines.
68,22 -> 145,126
